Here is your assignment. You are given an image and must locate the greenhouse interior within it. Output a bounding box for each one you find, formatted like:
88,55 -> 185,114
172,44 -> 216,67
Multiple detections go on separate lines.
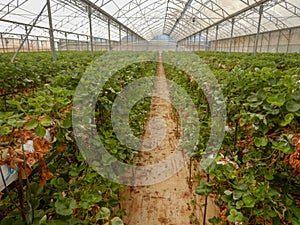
0,0 -> 300,225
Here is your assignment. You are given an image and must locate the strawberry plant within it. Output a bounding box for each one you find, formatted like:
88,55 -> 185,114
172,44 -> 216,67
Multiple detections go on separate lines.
164,51 -> 300,225
0,51 -> 157,225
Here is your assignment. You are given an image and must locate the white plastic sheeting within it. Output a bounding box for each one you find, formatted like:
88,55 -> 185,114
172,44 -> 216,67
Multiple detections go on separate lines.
0,0 -> 299,42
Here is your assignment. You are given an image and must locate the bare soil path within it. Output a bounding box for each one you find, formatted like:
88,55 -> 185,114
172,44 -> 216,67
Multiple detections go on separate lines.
121,54 -> 219,225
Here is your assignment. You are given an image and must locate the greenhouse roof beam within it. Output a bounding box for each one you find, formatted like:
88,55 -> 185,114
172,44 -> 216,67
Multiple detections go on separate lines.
197,0 -> 269,35
0,17 -> 98,39
65,0 -> 146,40
163,5 -> 232,38
11,3 -> 47,62
278,1 -> 300,17
0,0 -> 29,19
113,0 -> 166,40
113,0 -> 163,18
164,0 -> 258,40
193,0 -> 227,18
162,0 -> 170,33
240,0 -> 289,30
134,6 -> 220,37
168,0 -> 193,36
179,0 -> 271,41
81,0 -> 144,40
4,2 -> 63,34
164,4 -> 225,35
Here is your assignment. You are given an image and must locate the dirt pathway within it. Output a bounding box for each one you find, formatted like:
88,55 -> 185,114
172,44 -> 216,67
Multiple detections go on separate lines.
121,54 -> 219,225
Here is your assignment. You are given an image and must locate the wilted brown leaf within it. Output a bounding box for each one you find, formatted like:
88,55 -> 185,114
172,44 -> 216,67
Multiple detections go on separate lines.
33,138 -> 50,154
18,162 -> 32,179
56,144 -> 66,153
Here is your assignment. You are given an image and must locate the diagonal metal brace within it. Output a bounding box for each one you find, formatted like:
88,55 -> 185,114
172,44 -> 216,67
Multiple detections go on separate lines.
10,3 -> 47,63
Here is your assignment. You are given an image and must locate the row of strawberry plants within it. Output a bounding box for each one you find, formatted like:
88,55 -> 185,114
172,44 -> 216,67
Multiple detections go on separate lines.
0,51 -> 104,111
197,51 -> 300,72
163,51 -> 300,224
0,51 -> 157,224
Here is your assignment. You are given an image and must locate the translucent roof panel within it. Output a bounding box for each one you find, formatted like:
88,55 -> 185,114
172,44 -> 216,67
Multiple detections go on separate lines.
94,0 -> 300,40
0,0 -> 299,41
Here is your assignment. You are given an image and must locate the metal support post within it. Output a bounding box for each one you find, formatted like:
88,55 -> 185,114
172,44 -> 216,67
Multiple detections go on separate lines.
198,31 -> 201,51
12,38 -> 15,52
108,19 -> 112,51
126,28 -> 129,50
242,36 -> 245,52
1,33 -> 5,53
215,25 -> 219,52
47,0 -> 56,62
276,31 -> 281,53
119,24 -> 122,51
287,29 -> 292,53
86,36 -> 89,50
247,35 -> 251,52
239,37 -> 242,52
131,33 -> 134,51
260,33 -> 264,52
186,38 -> 188,51
254,5 -> 263,56
267,32 -> 271,52
77,35 -> 80,51
88,6 -> 94,55
205,29 -> 209,51
221,39 -> 224,51
20,35 -> 24,52
65,32 -> 68,51
25,26 -> 30,52
229,18 -> 235,52
36,36 -> 40,51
